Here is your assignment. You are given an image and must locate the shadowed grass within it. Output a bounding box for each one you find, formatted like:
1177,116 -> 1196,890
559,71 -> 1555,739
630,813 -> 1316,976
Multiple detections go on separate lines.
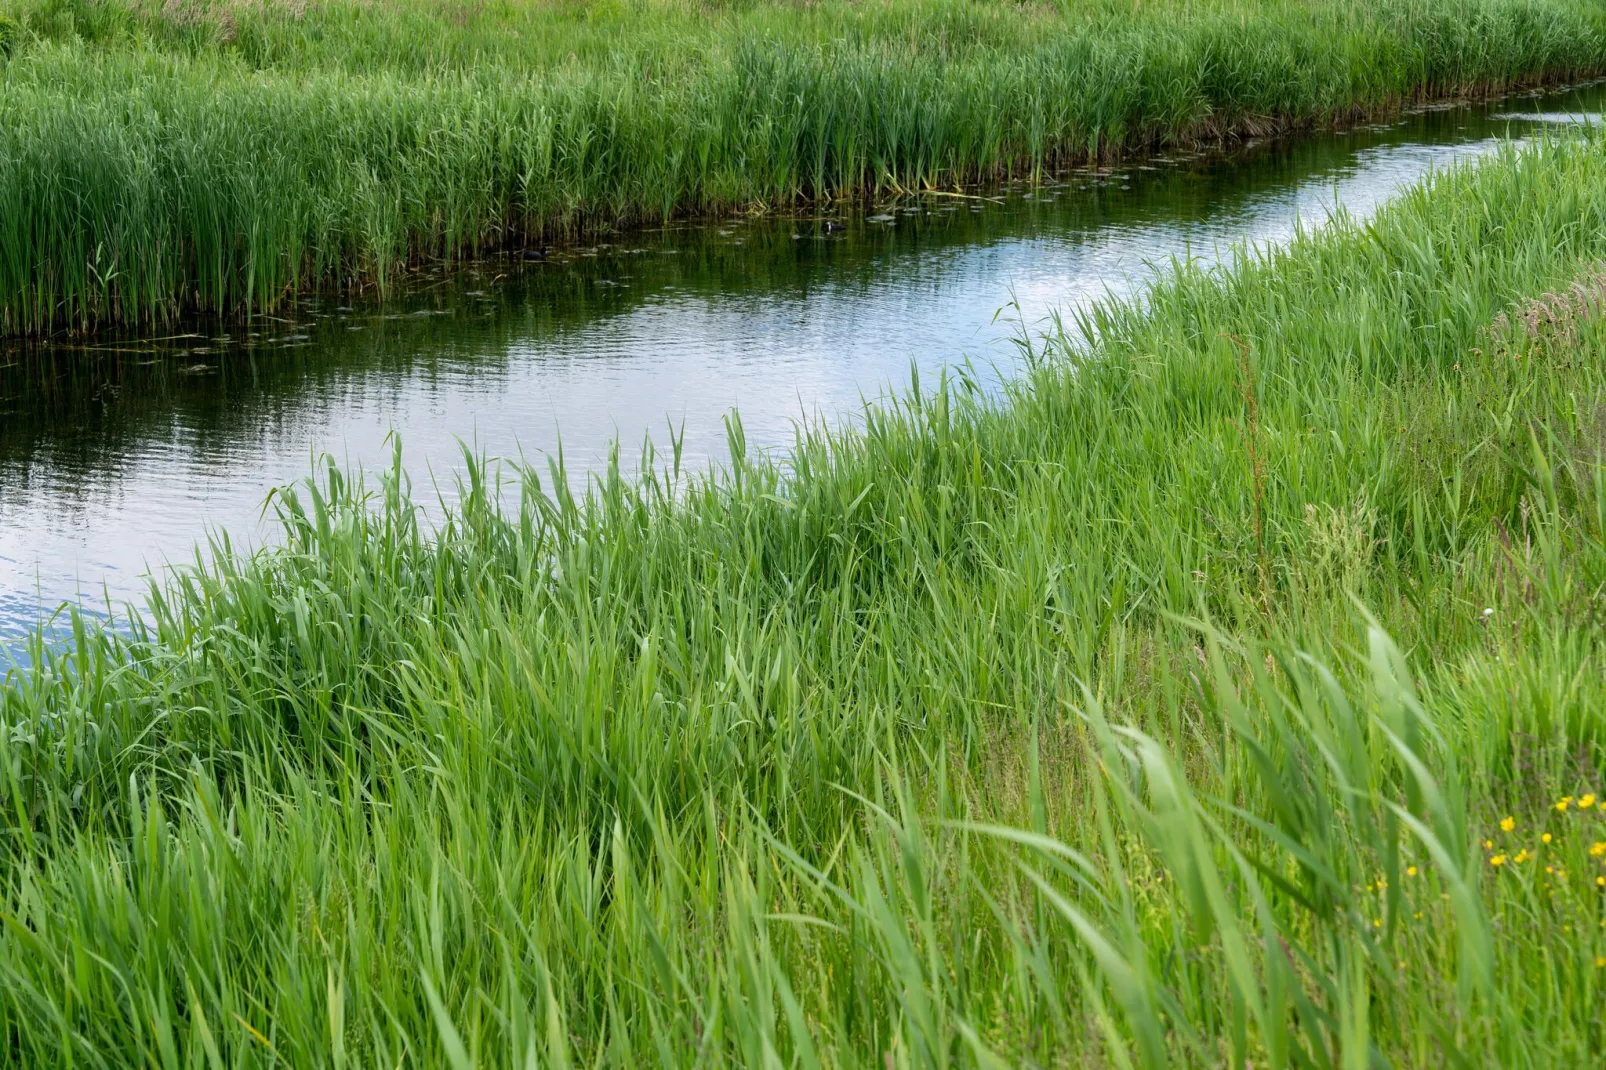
2,0 -> 1606,332
4,131 -> 1606,1064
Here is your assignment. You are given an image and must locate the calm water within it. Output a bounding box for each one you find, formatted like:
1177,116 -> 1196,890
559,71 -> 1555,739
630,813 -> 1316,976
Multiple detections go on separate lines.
3,82 -> 1603,644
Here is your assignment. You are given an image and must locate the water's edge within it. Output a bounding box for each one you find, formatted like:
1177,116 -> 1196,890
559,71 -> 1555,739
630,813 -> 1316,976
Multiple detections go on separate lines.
3,80 -> 1603,650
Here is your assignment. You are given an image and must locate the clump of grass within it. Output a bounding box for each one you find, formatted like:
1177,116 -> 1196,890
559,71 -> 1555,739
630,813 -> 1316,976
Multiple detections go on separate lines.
5,130 -> 1606,1063
2,0 -> 1606,333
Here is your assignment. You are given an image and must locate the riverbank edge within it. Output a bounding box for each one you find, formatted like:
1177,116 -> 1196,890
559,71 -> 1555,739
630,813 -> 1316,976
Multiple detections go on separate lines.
16,66 -> 1606,347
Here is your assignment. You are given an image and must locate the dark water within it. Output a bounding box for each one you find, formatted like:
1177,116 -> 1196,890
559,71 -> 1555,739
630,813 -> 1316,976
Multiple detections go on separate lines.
2,82 -> 1603,645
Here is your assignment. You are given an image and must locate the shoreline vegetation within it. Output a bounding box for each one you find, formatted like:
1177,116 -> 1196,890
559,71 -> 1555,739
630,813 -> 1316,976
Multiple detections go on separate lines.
4,128 -> 1606,1063
2,0 -> 1606,333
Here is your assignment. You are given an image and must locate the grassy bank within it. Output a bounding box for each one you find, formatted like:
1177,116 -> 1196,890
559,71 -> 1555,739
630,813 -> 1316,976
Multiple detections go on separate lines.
2,0 -> 1606,334
4,129 -> 1606,1064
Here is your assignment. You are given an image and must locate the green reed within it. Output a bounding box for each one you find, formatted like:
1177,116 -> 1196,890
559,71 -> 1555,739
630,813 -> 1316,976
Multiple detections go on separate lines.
1,0 -> 1605,333
3,129 -> 1606,1065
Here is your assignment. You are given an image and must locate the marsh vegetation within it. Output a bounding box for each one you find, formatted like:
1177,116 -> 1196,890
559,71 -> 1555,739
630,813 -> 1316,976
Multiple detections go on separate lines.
4,126 -> 1606,1063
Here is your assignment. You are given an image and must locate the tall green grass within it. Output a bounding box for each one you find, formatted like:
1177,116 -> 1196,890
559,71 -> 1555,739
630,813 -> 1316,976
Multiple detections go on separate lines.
2,0 -> 1605,333
4,131 -> 1606,1064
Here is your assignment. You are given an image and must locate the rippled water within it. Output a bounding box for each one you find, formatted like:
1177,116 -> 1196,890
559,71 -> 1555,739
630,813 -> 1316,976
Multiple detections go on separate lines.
2,82 -> 1603,645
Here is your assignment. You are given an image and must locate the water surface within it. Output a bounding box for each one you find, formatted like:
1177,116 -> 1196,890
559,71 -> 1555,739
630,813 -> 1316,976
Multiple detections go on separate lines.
3,82 -> 1603,644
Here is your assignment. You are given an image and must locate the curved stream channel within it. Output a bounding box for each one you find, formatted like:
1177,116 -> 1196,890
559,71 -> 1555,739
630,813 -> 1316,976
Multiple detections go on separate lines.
2,82 -> 1603,649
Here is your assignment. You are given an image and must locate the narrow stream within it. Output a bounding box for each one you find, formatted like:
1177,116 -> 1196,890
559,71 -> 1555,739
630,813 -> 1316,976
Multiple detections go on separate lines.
3,82 -> 1603,646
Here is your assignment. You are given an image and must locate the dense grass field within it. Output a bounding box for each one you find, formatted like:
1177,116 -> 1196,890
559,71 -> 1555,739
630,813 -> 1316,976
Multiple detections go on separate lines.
3,126 -> 1606,1064
2,0 -> 1606,333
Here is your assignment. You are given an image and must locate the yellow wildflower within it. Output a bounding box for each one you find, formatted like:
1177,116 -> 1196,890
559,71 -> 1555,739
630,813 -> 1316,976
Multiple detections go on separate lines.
1490,854 -> 1508,867
1590,842 -> 1606,857
1596,876 -> 1604,887
1500,816 -> 1516,832
1373,919 -> 1382,928
1597,957 -> 1606,969
1514,849 -> 1531,863
1484,839 -> 1494,850
1406,866 -> 1418,877
1557,797 -> 1574,812
1581,794 -> 1597,808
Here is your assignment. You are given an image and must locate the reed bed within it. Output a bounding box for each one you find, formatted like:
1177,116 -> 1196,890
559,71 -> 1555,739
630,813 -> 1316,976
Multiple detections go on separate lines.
3,129 -> 1606,1065
2,0 -> 1605,333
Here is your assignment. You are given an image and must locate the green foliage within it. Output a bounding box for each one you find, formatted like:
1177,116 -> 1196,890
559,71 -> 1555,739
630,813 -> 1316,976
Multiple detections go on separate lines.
2,0 -> 1605,332
5,130 -> 1606,1065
